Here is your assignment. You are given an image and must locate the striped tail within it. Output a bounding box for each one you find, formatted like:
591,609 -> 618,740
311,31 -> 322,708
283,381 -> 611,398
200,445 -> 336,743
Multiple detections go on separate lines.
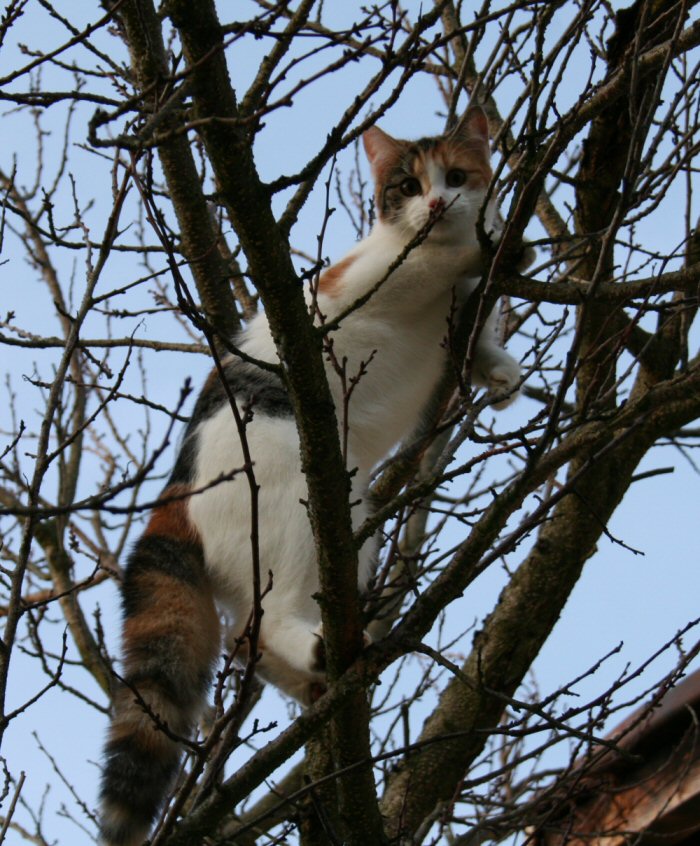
100,492 -> 220,846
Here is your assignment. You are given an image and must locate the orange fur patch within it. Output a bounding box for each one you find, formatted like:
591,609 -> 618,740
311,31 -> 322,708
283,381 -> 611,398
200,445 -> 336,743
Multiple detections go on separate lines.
318,254 -> 356,296
122,569 -> 219,676
145,485 -> 198,545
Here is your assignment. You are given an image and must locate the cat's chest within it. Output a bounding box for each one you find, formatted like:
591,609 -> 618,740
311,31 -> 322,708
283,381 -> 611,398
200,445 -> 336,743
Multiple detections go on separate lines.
328,306 -> 450,468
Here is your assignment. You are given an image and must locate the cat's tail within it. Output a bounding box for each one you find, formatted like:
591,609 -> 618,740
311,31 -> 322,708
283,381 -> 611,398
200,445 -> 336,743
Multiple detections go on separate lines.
99,494 -> 220,846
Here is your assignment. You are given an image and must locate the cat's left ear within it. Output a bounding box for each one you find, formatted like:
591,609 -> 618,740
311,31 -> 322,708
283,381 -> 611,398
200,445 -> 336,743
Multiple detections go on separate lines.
451,105 -> 490,147
362,126 -> 403,179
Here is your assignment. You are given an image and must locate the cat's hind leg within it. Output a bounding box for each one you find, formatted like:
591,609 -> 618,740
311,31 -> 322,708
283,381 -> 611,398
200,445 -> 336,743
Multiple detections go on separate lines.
226,615 -> 325,703
238,617 -> 371,705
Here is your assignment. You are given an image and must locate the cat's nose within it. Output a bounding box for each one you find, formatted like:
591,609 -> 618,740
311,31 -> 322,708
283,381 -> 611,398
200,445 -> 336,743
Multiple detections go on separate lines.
429,197 -> 445,211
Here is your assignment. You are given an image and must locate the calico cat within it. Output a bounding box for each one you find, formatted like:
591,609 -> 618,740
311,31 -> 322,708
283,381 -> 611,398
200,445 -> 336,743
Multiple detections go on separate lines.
99,106 -> 523,846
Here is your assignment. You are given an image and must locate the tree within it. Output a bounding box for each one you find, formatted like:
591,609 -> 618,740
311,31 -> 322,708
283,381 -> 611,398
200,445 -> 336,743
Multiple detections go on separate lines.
0,0 -> 699,843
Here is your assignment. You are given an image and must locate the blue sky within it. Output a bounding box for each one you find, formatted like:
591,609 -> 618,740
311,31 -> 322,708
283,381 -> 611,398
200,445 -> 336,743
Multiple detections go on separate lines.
0,2 -> 698,843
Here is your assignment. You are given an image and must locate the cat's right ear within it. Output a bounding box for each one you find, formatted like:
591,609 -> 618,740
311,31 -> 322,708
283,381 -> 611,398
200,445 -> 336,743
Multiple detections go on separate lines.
452,106 -> 490,148
362,126 -> 402,180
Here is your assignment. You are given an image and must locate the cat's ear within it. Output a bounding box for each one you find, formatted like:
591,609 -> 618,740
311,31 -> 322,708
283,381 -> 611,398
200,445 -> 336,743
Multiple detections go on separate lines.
451,105 -> 490,147
362,126 -> 403,179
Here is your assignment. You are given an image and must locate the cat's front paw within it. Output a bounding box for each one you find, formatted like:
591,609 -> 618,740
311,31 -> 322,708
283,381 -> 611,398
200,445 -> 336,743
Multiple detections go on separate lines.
486,359 -> 521,409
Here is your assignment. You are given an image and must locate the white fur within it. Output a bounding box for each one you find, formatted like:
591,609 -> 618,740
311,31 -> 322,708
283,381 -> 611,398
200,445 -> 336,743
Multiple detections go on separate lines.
187,148 -> 520,702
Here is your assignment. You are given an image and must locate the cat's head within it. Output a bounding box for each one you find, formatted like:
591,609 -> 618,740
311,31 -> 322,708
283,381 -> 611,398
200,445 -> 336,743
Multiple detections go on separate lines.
362,107 -> 494,242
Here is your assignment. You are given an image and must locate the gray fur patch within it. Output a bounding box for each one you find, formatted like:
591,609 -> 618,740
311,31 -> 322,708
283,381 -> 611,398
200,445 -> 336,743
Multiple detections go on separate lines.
169,356 -> 292,485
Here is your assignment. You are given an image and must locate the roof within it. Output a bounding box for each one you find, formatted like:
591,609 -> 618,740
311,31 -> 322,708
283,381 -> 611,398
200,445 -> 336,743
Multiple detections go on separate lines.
532,668 -> 700,846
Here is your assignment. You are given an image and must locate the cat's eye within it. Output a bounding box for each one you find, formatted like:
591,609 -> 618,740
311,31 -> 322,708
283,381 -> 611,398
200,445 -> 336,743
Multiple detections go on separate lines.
399,177 -> 422,197
446,169 -> 467,187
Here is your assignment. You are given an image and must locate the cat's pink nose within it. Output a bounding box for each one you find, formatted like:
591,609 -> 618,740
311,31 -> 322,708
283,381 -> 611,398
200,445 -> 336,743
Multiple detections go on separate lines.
429,197 -> 445,211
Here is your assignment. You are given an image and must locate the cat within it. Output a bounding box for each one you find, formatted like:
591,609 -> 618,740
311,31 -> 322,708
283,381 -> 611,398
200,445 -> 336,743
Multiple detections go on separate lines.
99,106 -> 524,846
